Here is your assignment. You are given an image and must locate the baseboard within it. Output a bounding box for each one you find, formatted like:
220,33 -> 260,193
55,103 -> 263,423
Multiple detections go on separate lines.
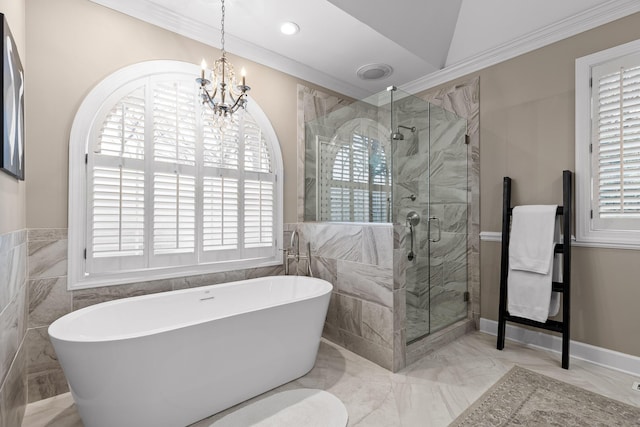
480,318 -> 640,377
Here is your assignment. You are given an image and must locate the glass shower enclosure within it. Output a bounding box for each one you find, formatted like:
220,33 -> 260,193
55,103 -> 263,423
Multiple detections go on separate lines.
304,87 -> 468,343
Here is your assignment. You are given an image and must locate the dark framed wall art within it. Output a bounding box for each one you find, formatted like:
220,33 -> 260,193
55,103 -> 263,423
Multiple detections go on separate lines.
0,13 -> 24,180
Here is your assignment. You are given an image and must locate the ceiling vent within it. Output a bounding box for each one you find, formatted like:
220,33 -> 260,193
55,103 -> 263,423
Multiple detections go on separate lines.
356,63 -> 393,80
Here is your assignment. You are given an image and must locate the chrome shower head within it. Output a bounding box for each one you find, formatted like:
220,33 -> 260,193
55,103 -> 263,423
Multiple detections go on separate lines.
391,125 -> 416,141
391,132 -> 404,140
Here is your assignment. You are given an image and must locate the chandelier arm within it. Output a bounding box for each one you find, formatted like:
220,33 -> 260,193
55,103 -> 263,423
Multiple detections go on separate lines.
228,94 -> 246,113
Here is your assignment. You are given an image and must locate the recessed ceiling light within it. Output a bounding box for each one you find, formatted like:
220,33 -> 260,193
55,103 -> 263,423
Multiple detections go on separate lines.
280,22 -> 300,36
356,63 -> 393,80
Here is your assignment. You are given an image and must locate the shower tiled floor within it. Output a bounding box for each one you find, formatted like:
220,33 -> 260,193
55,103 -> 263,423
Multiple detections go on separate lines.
406,303 -> 467,342
22,332 -> 640,426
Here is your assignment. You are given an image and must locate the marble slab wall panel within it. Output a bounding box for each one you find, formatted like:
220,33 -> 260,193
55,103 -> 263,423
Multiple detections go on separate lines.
297,222 -> 396,371
0,229 -> 28,427
26,229 -> 70,402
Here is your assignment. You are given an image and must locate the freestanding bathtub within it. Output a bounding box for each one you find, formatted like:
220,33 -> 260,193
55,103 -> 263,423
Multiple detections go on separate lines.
48,275 -> 332,427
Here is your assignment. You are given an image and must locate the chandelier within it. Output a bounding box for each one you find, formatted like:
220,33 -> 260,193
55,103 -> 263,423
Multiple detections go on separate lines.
197,0 -> 250,118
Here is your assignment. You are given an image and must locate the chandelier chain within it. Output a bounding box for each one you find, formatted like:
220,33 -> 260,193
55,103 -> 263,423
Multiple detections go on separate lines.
197,0 -> 249,118
220,0 -> 226,56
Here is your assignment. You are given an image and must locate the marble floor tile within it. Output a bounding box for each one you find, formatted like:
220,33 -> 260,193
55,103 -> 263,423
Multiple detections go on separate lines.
22,332 -> 640,427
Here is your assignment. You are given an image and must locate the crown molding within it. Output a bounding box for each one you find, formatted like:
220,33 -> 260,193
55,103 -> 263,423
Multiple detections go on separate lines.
89,0 -> 371,100
90,0 -> 640,99
401,0 -> 640,94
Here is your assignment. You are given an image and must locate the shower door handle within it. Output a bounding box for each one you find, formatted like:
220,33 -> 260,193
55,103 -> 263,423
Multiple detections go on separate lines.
428,216 -> 441,242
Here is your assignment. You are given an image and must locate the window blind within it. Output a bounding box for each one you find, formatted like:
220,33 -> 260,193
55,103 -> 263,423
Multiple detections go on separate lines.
593,55 -> 640,223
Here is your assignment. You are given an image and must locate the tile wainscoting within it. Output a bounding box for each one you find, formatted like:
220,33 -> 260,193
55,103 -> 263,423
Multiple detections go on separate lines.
0,229 -> 28,427
287,222 -> 402,371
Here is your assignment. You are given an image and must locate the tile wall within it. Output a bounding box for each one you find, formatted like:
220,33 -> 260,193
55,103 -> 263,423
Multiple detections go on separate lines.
285,222 -> 400,371
0,229 -> 28,426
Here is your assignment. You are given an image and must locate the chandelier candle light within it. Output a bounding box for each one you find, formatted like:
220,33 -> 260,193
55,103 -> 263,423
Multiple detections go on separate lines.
197,0 -> 250,117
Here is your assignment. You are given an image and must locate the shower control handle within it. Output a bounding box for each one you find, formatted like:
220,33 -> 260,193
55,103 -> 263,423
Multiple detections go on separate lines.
428,216 -> 441,243
406,211 -> 420,261
406,211 -> 420,227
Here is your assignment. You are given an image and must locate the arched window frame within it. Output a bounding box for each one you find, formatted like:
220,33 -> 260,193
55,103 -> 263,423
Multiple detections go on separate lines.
68,61 -> 283,289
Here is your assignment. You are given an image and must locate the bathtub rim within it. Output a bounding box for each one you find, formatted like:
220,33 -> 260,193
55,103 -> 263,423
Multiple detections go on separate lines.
49,275 -> 332,344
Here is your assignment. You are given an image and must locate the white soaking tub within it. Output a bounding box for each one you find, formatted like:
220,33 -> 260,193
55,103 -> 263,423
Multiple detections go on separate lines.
48,275 -> 332,427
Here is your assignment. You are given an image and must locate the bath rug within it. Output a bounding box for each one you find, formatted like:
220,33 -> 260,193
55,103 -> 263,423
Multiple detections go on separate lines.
451,365 -> 640,426
210,388 -> 348,427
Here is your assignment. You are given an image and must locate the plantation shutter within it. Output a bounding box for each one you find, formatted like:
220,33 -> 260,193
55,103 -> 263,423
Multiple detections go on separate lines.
201,115 -> 240,258
592,52 -> 640,230
88,87 -> 146,273
150,81 -> 197,264
243,114 -> 275,252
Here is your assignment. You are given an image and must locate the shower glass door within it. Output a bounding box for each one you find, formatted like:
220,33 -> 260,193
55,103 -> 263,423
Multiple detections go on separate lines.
390,89 -> 468,343
426,105 -> 468,335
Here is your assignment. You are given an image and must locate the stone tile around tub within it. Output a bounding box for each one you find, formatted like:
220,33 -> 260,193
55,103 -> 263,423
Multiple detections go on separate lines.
246,264 -> 285,279
0,342 -> 27,427
26,327 -> 61,377
338,329 -> 393,371
325,292 -> 339,328
362,225 -> 393,268
310,256 -> 337,286
336,260 -> 393,308
336,293 -> 362,337
27,368 -> 69,403
361,301 -> 393,349
28,277 -> 72,328
180,270 -> 246,289
0,229 -> 26,254
28,239 -> 67,280
300,223 -> 362,263
0,243 -> 27,315
28,229 -> 67,242
392,249 -> 407,291
0,285 -> 25,388
71,279 -> 174,310
393,327 -> 407,372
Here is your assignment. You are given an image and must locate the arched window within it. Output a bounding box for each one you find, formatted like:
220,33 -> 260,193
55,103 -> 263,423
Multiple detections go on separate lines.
317,118 -> 391,222
68,61 -> 283,289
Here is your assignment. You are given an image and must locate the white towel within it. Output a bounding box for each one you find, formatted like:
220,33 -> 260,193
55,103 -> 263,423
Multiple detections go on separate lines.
508,205 -> 559,322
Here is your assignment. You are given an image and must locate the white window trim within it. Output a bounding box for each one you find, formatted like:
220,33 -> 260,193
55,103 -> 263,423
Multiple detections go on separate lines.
575,38 -> 640,250
68,60 -> 283,290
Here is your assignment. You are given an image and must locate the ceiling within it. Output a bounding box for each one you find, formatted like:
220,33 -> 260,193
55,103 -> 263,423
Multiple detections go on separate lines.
90,0 -> 640,99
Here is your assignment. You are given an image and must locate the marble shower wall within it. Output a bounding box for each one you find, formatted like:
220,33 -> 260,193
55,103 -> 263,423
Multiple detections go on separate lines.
24,228 -> 285,403
286,222 -> 402,371
0,229 -> 28,427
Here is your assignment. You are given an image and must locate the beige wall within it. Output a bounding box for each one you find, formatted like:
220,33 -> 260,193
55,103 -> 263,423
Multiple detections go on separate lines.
477,12 -> 640,356
25,0 -> 337,228
0,0 -> 26,235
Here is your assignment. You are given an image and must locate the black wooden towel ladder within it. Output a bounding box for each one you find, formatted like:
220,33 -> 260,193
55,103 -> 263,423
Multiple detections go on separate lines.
496,170 -> 572,369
